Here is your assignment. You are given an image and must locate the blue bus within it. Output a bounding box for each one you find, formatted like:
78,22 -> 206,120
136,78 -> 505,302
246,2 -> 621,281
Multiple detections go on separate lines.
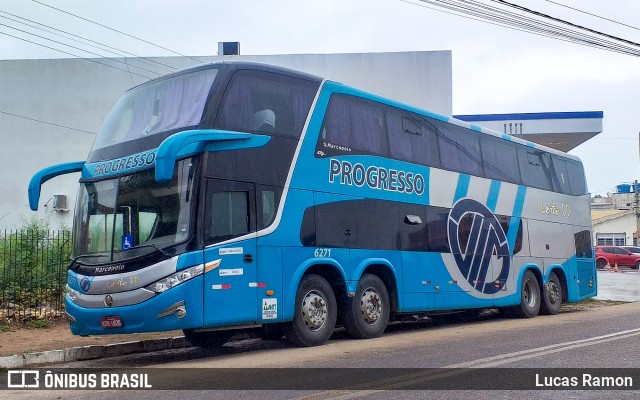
29,62 -> 596,347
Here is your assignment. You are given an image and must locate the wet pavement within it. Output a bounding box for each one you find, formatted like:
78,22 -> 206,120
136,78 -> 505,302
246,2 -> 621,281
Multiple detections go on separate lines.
594,267 -> 640,302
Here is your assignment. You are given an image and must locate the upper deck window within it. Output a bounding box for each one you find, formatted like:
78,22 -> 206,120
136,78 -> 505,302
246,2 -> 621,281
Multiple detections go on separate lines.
215,70 -> 319,138
319,94 -> 388,156
93,68 -> 218,150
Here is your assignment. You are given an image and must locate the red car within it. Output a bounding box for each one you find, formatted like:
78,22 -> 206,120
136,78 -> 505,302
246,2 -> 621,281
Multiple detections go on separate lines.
595,246 -> 640,269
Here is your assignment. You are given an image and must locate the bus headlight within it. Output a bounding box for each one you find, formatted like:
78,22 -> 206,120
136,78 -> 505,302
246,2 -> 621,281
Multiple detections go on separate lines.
146,265 -> 204,293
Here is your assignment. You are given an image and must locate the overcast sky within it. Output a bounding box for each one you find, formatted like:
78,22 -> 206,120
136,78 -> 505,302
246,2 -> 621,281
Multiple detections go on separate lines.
1,0 -> 639,195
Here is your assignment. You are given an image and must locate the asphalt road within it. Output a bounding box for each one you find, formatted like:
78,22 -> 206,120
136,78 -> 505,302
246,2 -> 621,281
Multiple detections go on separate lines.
6,300 -> 640,399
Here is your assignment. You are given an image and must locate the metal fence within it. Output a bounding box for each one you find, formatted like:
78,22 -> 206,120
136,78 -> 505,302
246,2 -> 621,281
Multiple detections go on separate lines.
0,229 -> 72,322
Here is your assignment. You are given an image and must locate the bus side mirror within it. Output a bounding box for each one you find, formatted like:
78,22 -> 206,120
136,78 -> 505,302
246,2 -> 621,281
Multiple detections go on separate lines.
28,161 -> 85,211
154,129 -> 270,183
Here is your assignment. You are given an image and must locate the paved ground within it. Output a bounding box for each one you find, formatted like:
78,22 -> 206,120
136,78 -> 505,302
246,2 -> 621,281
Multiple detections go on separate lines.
594,267 -> 640,302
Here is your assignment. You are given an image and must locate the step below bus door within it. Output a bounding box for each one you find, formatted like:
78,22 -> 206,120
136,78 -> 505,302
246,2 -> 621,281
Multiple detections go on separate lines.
202,179 -> 258,326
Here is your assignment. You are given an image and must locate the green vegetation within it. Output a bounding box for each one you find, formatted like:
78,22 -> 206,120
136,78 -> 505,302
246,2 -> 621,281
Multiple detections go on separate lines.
25,319 -> 50,329
0,217 -> 72,319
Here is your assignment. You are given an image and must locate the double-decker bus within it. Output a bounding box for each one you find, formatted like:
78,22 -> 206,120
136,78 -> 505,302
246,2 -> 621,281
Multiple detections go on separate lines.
29,62 -> 596,347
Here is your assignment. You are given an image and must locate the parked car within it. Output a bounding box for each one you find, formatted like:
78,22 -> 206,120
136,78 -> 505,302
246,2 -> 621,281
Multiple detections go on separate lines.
621,245 -> 640,255
595,246 -> 640,269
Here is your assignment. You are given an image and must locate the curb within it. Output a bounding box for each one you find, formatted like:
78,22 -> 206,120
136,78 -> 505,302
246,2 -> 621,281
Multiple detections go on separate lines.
0,336 -> 190,368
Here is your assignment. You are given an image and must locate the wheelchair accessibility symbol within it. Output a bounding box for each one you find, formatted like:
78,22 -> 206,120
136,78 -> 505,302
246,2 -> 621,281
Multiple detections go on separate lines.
121,235 -> 133,250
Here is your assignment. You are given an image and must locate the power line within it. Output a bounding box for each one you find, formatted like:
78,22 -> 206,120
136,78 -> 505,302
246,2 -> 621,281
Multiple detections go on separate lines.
0,30 -> 154,79
0,22 -> 162,77
491,0 -> 640,50
32,0 -> 207,64
398,0 -> 603,50
0,110 -> 96,135
0,10 -> 178,73
545,0 -> 640,32
400,0 -> 640,57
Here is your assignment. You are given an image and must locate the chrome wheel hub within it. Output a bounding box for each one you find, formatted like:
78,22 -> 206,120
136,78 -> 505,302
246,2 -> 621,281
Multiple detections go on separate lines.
301,290 -> 327,331
548,280 -> 560,305
360,288 -> 382,324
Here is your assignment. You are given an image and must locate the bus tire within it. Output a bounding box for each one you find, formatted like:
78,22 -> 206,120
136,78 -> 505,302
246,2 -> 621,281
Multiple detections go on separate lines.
512,270 -> 540,318
540,271 -> 562,315
283,274 -> 337,347
343,274 -> 390,339
183,329 -> 232,349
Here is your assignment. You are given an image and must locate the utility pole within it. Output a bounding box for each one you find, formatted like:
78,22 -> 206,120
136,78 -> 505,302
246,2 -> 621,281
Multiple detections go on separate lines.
637,131 -> 640,245
633,179 -> 640,246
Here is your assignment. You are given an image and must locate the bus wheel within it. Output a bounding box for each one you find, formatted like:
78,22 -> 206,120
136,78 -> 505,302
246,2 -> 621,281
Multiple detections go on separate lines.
182,329 -> 232,348
343,274 -> 390,339
540,272 -> 562,315
283,274 -> 337,347
512,270 -> 540,318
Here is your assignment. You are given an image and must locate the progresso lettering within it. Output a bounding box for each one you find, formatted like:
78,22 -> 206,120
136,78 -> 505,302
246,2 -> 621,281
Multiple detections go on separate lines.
93,151 -> 156,177
329,159 -> 425,195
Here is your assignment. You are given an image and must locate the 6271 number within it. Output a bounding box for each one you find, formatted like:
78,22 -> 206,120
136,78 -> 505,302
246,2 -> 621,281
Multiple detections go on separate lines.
314,248 -> 332,258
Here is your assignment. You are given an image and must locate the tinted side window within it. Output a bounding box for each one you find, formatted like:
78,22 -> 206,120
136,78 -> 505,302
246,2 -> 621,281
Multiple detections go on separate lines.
481,135 -> 520,184
426,206 -> 451,253
215,70 -> 318,138
574,230 -> 592,258
257,185 -> 282,230
209,192 -> 249,242
318,94 -> 388,157
517,146 -> 553,191
399,203 -> 429,251
496,215 -> 523,255
205,180 -> 256,245
310,200 -> 399,250
438,122 -> 483,176
566,160 -> 587,195
551,155 -> 571,194
386,107 -> 440,167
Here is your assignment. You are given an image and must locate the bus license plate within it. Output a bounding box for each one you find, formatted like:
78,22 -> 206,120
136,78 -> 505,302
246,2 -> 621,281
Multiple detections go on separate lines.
100,316 -> 123,329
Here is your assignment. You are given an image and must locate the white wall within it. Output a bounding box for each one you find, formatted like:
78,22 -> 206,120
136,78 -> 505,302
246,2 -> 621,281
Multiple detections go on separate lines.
592,214 -> 637,245
0,51 -> 453,229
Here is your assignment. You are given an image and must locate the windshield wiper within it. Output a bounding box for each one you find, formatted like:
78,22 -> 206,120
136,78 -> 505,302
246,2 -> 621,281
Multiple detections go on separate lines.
129,243 -> 170,257
72,253 -> 110,264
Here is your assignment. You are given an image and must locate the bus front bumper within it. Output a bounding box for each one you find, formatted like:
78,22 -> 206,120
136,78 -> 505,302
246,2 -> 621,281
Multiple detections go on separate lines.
65,277 -> 204,336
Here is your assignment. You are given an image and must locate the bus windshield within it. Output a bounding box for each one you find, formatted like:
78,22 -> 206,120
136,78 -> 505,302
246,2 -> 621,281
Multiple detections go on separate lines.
73,158 -> 195,263
92,68 -> 218,151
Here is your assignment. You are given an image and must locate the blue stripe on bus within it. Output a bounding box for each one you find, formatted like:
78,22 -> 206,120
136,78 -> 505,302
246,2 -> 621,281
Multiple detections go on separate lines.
486,180 -> 501,212
470,124 -> 482,132
453,174 -> 471,204
502,134 -> 512,141
508,185 -> 527,255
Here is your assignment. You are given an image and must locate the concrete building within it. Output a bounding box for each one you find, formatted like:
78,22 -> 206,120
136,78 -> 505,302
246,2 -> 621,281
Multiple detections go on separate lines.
590,184 -> 640,246
0,51 -> 453,229
591,209 -> 636,246
0,50 -> 602,229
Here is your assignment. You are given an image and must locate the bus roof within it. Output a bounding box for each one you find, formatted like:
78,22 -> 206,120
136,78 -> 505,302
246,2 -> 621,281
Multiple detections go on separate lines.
128,61 -> 582,164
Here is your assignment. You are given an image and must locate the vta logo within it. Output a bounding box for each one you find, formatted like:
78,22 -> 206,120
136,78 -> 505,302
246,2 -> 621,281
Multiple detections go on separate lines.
447,198 -> 510,295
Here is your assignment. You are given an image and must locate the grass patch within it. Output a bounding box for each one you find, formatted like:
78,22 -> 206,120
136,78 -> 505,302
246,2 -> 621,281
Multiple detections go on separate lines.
25,319 -> 50,329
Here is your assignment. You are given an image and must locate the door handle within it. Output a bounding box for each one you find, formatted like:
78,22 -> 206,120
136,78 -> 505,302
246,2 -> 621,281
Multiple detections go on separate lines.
243,254 -> 254,263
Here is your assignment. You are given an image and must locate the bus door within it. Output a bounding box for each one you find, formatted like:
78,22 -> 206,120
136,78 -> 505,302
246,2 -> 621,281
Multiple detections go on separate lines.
573,228 -> 596,298
202,179 -> 258,326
